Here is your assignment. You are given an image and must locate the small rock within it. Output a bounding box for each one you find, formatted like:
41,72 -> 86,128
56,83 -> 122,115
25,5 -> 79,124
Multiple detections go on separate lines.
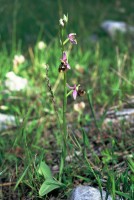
101,20 -> 134,38
115,109 -> 134,117
65,151 -> 81,162
0,113 -> 22,131
69,186 -> 112,200
5,71 -> 28,91
52,165 -> 59,171
103,108 -> 134,130
0,114 -> 16,131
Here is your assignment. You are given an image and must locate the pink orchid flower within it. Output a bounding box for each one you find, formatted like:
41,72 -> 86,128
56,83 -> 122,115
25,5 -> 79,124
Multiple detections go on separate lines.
67,84 -> 78,100
60,52 -> 71,71
68,33 -> 77,44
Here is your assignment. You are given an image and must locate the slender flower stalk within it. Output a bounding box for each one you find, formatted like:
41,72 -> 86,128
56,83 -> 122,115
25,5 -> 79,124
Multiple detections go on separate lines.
59,17 -> 67,181
61,39 -> 67,140
59,67 -> 67,181
58,14 -> 81,182
63,72 -> 67,139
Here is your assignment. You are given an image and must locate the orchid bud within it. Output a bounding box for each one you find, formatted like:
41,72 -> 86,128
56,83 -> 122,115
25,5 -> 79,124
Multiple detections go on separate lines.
63,14 -> 68,23
59,18 -> 64,27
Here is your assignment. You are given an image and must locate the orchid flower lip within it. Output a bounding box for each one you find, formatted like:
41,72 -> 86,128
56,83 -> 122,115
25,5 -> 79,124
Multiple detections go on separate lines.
73,89 -> 77,100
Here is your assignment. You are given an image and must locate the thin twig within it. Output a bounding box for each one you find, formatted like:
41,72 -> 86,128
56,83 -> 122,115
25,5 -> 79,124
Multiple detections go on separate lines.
0,182 -> 16,187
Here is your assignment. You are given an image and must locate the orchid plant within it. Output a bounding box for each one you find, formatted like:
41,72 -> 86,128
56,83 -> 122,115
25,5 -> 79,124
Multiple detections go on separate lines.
58,14 -> 85,181
39,14 -> 85,197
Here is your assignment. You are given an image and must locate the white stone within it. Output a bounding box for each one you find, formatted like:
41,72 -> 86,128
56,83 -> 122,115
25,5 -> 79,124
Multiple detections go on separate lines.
101,20 -> 134,38
65,151 -> 81,162
69,186 -> 113,200
0,113 -> 23,131
115,109 -> 134,116
5,71 -> 28,91
0,113 -> 16,131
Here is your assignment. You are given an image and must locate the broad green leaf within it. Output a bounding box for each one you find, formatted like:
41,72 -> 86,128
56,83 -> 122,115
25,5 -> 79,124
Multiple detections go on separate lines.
39,179 -> 62,196
38,161 -> 52,179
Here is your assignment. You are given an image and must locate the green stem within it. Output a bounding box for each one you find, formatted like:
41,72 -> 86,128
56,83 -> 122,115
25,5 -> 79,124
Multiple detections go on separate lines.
63,38 -> 69,45
63,72 -> 67,141
59,72 -> 67,182
59,27 -> 67,182
61,28 -> 67,141
66,89 -> 73,97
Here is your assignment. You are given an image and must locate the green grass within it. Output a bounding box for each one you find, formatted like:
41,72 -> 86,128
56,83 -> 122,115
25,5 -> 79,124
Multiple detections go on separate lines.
0,0 -> 134,199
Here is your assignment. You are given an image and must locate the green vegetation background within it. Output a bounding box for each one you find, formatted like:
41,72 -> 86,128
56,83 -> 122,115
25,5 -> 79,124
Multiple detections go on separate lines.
1,0 -> 134,47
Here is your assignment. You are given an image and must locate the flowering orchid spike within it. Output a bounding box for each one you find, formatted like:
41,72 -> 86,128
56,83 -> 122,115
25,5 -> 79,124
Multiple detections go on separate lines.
68,33 -> 77,44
